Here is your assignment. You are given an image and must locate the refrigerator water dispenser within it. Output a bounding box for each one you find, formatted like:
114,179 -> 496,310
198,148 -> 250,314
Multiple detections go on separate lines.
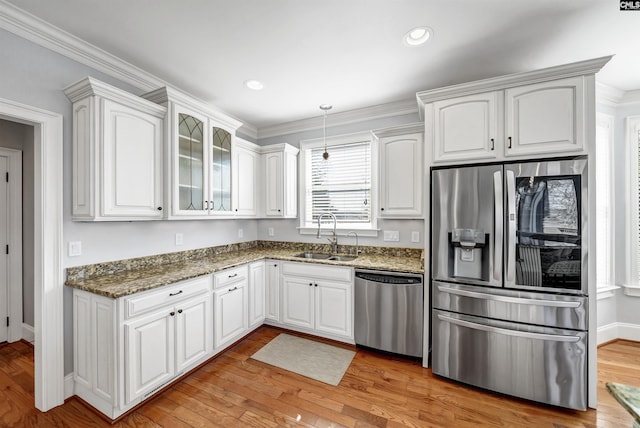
450,228 -> 485,280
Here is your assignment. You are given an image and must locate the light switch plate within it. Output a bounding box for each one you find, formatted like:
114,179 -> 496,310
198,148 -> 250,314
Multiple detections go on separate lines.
268,227 -> 274,237
383,230 -> 400,242
238,228 -> 244,238
68,241 -> 82,257
175,233 -> 184,245
411,231 -> 420,243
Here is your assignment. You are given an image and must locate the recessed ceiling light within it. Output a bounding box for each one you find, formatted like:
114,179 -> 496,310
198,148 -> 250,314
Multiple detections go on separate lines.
244,80 -> 264,90
404,26 -> 432,46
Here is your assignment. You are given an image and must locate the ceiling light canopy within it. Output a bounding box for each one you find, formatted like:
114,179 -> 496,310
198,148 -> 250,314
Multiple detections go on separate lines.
404,26 -> 432,46
244,79 -> 264,90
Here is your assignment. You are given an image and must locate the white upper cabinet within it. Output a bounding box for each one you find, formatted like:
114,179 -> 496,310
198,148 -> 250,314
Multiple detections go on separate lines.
142,86 -> 243,219
65,77 -> 166,221
432,92 -> 499,163
374,123 -> 424,218
232,138 -> 260,217
505,77 -> 584,157
417,57 -> 611,165
260,143 -> 299,218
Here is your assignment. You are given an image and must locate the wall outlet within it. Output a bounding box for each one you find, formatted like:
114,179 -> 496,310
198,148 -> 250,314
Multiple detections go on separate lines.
238,228 -> 244,238
383,230 -> 400,242
268,227 -> 275,237
411,231 -> 420,243
68,241 -> 82,257
175,233 -> 184,245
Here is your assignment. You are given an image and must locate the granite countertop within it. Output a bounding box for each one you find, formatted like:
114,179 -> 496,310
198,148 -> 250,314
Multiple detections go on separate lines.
606,382 -> 640,424
65,245 -> 424,299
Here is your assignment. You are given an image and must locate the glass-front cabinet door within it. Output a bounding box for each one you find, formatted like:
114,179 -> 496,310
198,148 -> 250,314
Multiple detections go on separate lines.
209,126 -> 232,213
177,113 -> 205,212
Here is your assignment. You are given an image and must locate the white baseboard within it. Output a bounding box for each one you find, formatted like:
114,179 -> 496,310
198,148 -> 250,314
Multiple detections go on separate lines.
22,323 -> 34,344
598,322 -> 640,344
64,373 -> 74,400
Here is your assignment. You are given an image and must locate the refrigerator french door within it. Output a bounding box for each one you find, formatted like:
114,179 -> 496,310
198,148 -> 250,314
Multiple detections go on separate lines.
430,157 -> 588,410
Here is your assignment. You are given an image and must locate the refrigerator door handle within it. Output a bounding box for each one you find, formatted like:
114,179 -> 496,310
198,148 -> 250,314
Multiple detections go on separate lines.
437,285 -> 581,308
437,314 -> 581,343
493,171 -> 503,282
505,170 -> 517,284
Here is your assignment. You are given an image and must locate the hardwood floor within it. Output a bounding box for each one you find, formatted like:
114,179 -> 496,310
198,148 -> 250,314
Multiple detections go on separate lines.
0,328 -> 638,427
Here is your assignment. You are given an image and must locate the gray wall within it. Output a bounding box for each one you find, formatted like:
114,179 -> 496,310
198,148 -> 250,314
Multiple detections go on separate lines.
0,119 -> 35,328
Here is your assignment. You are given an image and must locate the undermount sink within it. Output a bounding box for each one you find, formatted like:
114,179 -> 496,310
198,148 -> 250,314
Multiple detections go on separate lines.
294,252 -> 333,260
293,252 -> 358,262
328,255 -> 358,262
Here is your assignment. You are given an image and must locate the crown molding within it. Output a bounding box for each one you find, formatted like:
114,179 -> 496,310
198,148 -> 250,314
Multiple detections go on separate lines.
596,82 -> 640,107
0,0 -> 257,136
371,122 -> 424,139
257,98 -> 418,140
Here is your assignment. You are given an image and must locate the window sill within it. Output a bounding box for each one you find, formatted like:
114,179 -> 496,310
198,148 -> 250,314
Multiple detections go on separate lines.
597,285 -> 620,300
297,227 -> 380,238
620,284 -> 640,297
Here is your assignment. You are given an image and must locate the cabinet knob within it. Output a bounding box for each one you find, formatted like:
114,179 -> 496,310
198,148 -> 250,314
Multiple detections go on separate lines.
157,206 -> 162,211
235,209 -> 238,212
170,311 -> 175,316
314,283 -> 318,287
177,309 -> 183,314
309,283 -> 313,286
381,208 -> 385,211
278,209 -> 281,212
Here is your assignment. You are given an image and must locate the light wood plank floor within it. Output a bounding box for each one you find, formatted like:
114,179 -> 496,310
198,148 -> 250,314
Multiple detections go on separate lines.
0,326 -> 637,427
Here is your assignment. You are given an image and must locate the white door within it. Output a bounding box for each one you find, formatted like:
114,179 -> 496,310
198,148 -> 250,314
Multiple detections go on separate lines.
315,280 -> 352,338
175,294 -> 211,373
0,155 -> 7,342
124,309 -> 175,404
213,284 -> 247,347
281,276 -> 314,329
249,262 -> 266,327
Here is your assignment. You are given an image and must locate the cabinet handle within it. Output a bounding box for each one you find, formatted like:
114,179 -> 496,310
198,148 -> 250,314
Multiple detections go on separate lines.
508,136 -> 512,149
204,200 -> 209,210
490,138 -> 495,151
309,283 -> 313,286
273,264 -> 278,267
228,286 -> 238,292
157,206 -> 162,211
381,208 -> 385,211
170,311 -> 175,316
169,290 -> 183,297
177,309 -> 183,314
228,273 -> 238,278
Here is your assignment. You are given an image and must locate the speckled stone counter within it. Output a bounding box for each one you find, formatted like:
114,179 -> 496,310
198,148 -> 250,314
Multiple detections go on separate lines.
606,382 -> 640,427
65,241 -> 424,299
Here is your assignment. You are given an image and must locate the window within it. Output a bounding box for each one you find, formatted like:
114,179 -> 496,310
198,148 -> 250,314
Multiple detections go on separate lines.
595,113 -> 614,290
628,116 -> 640,288
299,132 -> 377,234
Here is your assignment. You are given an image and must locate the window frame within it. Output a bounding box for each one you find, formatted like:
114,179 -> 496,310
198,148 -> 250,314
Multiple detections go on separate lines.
626,116 -> 640,292
298,131 -> 379,236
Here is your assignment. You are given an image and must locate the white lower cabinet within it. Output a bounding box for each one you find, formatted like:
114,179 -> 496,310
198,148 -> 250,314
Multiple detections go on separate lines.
280,262 -> 353,341
73,275 -> 213,419
213,265 -> 249,348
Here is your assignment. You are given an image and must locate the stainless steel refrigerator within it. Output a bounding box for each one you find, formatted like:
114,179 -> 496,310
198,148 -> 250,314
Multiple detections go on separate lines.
430,157 -> 588,410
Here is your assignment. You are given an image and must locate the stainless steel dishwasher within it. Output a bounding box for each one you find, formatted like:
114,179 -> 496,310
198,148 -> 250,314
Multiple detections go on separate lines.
354,269 -> 424,358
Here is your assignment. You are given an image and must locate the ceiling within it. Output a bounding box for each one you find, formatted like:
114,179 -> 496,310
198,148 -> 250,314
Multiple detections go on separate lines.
5,0 -> 639,132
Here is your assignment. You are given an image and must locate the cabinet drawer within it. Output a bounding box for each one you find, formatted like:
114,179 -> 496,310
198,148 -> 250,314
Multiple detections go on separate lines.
281,262 -> 352,282
213,265 -> 249,289
123,275 -> 211,320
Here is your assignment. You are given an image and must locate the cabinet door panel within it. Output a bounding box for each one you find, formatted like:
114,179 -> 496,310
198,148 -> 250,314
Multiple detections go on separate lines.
214,285 -> 248,347
175,295 -> 211,372
249,262 -> 266,326
315,281 -> 352,338
379,133 -> 423,217
102,99 -> 163,217
264,152 -> 283,216
433,93 -> 498,162
233,145 -> 258,216
125,310 -> 174,404
176,110 -> 206,214
282,276 -> 314,329
265,262 -> 280,322
505,77 -> 584,156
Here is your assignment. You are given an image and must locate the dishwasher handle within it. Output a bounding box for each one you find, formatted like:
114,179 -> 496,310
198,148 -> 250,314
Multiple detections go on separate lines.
355,271 -> 422,285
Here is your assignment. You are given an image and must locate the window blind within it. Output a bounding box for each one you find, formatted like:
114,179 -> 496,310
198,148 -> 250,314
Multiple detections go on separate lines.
306,140 -> 371,226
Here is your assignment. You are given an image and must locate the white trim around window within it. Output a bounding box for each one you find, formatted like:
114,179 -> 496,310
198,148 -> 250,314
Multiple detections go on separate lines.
298,131 -> 378,236
595,112 -> 614,292
626,116 -> 640,291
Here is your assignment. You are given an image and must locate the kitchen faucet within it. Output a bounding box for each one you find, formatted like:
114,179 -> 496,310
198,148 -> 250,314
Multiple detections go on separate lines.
317,211 -> 338,254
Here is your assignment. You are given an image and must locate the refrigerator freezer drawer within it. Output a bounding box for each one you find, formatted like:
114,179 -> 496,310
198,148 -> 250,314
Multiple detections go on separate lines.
432,281 -> 587,330
432,309 -> 587,410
